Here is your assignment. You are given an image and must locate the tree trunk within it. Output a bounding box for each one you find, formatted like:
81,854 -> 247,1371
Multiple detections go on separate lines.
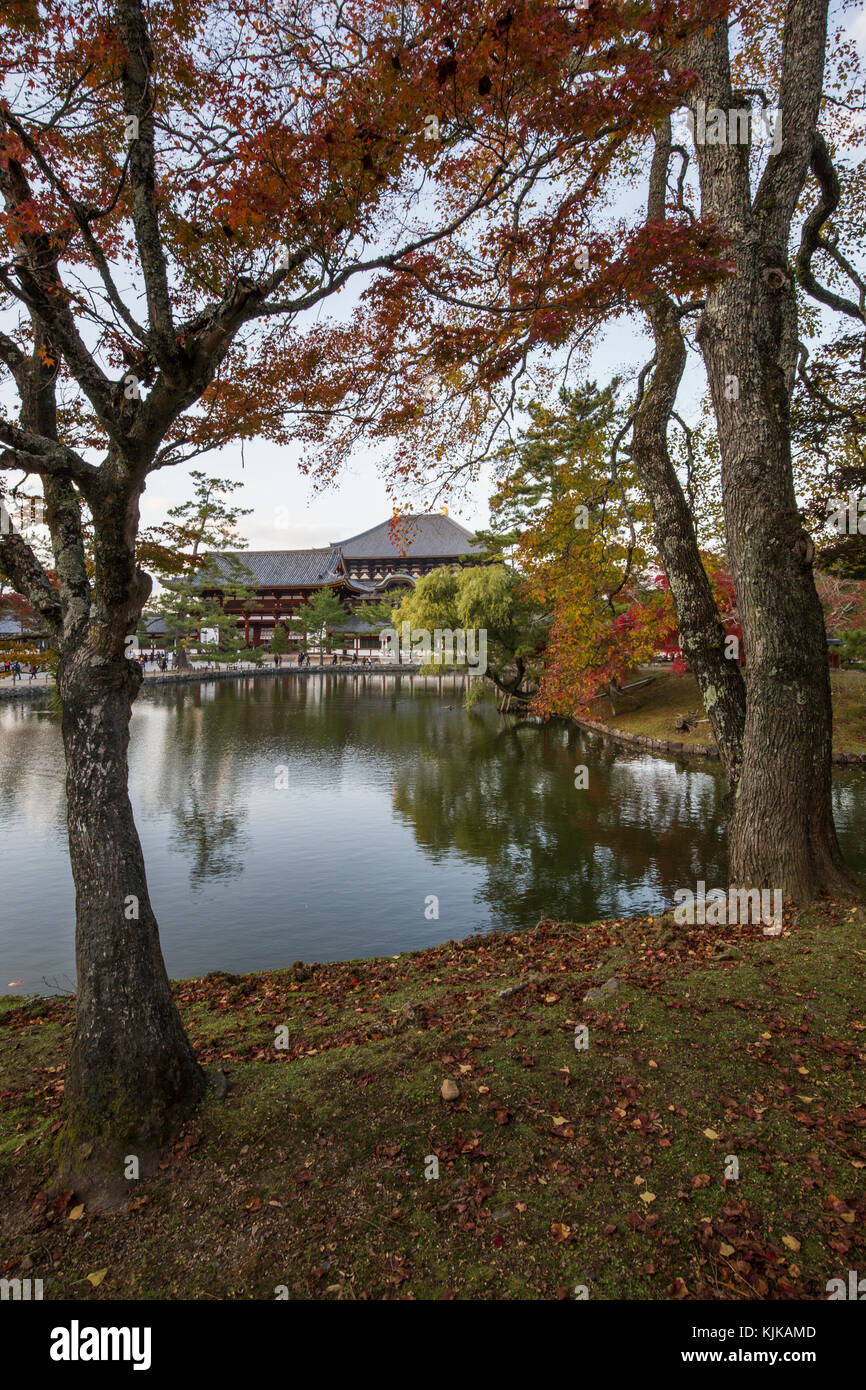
56,639 -> 205,1198
685,2 -> 858,901
699,263 -> 855,899
632,287 -> 746,788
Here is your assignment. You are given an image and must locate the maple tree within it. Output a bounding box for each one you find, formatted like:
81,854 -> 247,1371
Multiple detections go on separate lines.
3,0 -> 672,1188
654,2 -> 861,897
304,1 -> 864,900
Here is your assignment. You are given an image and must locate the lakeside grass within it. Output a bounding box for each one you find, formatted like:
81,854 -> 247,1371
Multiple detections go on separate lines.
1,902 -> 865,1300
593,667 -> 866,756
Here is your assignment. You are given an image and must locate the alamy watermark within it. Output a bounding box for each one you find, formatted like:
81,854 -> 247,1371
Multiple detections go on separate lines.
826,1270 -> 866,1299
49,1322 -> 151,1370
676,100 -> 782,156
827,492 -> 866,535
674,882 -> 782,934
380,622 -> 487,674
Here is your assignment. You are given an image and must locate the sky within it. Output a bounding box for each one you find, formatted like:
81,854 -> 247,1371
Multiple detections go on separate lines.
136,319 -> 657,552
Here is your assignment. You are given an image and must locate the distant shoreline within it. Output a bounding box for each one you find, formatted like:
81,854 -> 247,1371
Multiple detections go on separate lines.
4,666 -> 863,774
0,660 -> 447,702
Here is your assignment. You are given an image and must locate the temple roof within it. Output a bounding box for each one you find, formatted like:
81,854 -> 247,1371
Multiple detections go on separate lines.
333,513 -> 480,559
199,514 -> 480,590
200,548 -> 344,588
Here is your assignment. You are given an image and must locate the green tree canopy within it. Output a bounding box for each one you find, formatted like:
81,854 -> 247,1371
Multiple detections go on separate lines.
270,621 -> 289,655
138,470 -> 252,583
287,586 -> 349,654
392,564 -> 544,706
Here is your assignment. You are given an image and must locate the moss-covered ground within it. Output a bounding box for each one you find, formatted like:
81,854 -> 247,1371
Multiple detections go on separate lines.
592,667 -> 866,757
1,902 -> 864,1300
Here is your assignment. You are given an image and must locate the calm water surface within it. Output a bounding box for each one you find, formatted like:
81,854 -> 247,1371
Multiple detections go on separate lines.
1,673 -> 864,992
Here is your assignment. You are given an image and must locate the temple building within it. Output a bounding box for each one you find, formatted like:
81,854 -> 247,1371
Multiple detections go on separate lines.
199,511 -> 481,653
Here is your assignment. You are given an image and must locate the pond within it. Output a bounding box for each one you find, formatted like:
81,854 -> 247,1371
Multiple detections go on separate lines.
1,672 -> 865,993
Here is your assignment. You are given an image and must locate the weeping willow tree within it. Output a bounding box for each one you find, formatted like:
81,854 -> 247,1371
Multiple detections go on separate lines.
391,564 -> 544,709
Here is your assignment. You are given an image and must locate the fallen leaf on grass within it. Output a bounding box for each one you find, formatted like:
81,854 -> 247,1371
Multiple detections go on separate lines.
703,1129 -> 721,1140
782,1235 -> 801,1252
85,1269 -> 107,1287
69,1204 -> 85,1221
640,1191 -> 656,1204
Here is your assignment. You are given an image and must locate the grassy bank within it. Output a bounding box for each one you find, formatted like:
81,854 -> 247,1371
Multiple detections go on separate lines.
1,903 -> 865,1300
592,668 -> 866,757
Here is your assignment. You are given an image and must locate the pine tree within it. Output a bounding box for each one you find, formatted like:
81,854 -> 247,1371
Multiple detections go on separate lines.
145,554 -> 258,666
287,587 -> 349,657
270,621 -> 289,655
140,473 -> 254,667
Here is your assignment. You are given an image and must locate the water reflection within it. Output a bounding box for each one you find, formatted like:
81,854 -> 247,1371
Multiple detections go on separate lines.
389,715 -> 729,929
0,673 -> 863,992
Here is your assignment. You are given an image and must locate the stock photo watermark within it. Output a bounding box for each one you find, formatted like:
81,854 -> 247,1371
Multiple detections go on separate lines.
379,622 -> 487,674
673,883 -> 783,934
676,100 -> 782,155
